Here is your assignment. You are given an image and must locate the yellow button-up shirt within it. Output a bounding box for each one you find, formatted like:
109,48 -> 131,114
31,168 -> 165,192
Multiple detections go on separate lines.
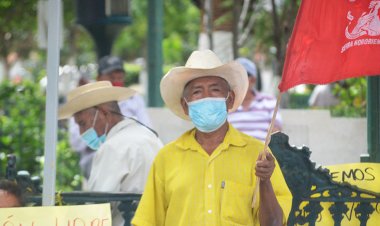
132,125 -> 292,226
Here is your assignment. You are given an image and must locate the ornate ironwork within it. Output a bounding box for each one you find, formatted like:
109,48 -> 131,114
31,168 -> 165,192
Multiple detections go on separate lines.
269,132 -> 380,226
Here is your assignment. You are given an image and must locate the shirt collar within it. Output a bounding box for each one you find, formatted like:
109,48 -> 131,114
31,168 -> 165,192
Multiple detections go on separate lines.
106,118 -> 134,140
175,123 -> 247,152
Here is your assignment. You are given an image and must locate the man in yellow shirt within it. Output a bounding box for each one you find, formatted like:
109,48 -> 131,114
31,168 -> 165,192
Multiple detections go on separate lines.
132,50 -> 292,226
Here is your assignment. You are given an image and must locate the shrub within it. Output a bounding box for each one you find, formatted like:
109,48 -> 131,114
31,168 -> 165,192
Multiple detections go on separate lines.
0,80 -> 81,191
331,78 -> 366,117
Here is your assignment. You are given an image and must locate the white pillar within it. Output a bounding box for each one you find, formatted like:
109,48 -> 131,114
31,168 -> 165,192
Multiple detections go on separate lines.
42,0 -> 61,206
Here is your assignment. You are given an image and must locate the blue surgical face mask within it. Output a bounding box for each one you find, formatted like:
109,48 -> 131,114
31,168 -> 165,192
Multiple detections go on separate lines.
186,93 -> 229,133
81,110 -> 108,150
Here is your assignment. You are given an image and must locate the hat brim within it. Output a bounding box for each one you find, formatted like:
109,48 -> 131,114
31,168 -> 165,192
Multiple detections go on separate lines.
58,86 -> 136,119
160,61 -> 248,120
99,66 -> 125,75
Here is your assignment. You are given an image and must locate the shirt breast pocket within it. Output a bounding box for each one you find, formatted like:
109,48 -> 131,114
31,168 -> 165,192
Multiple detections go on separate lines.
221,180 -> 254,226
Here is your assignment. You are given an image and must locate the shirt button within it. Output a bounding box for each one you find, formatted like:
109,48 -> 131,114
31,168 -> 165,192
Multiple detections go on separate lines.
208,184 -> 212,189
208,209 -> 212,214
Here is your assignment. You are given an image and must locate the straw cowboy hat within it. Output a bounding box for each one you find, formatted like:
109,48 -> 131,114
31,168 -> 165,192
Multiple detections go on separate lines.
160,49 -> 248,120
58,81 -> 136,119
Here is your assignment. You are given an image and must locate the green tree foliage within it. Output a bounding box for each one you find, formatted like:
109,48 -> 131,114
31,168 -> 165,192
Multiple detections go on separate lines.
113,0 -> 200,64
331,78 -> 367,117
0,0 -> 198,69
0,81 -> 81,191
241,0 -> 301,74
0,0 -> 96,73
0,0 -> 38,55
0,0 -> 38,78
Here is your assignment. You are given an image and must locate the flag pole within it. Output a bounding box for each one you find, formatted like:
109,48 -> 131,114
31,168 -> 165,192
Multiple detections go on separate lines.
252,92 -> 283,208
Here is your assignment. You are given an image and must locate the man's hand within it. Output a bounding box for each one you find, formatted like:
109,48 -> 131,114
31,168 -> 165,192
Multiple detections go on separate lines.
255,151 -> 284,226
255,151 -> 275,182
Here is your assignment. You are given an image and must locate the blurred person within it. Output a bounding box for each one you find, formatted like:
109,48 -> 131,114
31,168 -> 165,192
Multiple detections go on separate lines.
7,52 -> 31,83
59,81 -> 163,226
132,50 -> 291,226
0,179 -> 23,208
69,56 -> 152,179
97,55 -> 151,127
228,57 -> 282,142
308,84 -> 339,108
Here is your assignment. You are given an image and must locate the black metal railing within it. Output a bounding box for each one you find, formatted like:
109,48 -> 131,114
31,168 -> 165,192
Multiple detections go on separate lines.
3,154 -> 140,226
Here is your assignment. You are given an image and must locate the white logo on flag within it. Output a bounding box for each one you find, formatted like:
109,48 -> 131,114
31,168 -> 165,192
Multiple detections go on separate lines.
341,0 -> 380,53
345,0 -> 380,39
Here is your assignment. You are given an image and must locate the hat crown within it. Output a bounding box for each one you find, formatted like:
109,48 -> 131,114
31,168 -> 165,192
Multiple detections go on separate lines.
236,57 -> 257,77
98,55 -> 124,75
67,81 -> 112,102
184,49 -> 223,69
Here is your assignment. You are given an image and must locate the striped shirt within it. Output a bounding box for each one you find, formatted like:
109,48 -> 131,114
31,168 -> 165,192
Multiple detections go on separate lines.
228,91 -> 282,141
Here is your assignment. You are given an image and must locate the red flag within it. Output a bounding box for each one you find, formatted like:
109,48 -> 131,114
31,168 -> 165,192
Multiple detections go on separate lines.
279,0 -> 380,92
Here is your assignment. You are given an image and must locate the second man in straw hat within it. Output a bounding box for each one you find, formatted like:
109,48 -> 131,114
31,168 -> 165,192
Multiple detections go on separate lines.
59,81 -> 163,226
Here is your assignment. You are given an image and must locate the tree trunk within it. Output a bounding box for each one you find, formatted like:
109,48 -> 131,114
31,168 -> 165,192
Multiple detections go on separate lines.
199,0 -> 235,62
271,0 -> 282,77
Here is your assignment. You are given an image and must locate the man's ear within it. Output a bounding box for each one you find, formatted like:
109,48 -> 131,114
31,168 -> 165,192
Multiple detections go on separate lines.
227,91 -> 235,110
180,97 -> 189,116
